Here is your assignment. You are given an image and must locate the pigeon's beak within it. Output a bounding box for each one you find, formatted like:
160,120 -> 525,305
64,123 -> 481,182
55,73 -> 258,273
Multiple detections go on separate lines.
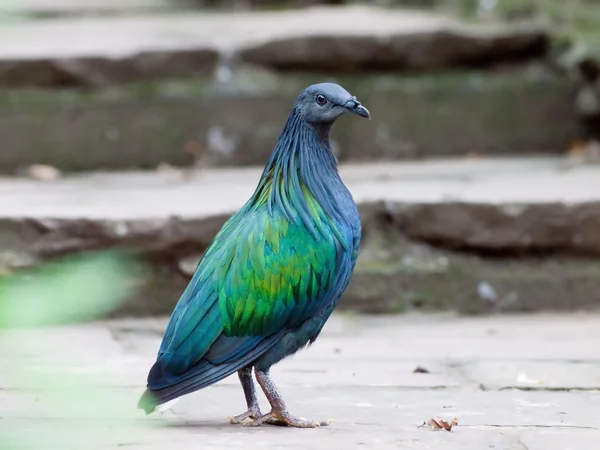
344,98 -> 371,119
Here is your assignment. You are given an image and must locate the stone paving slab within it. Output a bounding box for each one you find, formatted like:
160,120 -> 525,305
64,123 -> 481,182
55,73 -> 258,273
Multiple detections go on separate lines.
1,158 -> 598,220
0,6 -> 465,59
1,158 -> 599,264
0,5 -> 547,86
520,429 -> 600,450
1,158 -> 599,317
0,71 -> 578,171
1,313 -> 599,449
0,7 -> 452,60
465,361 -> 600,391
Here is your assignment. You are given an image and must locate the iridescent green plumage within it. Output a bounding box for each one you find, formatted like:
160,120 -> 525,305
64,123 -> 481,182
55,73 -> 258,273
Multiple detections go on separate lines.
217,198 -> 337,337
154,180 -> 344,375
139,83 -> 367,422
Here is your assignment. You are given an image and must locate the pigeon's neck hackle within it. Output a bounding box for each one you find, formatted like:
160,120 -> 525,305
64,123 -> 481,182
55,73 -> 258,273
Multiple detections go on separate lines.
249,107 -> 349,235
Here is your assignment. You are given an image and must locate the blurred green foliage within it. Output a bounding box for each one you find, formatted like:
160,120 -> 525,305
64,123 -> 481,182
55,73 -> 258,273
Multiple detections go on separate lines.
0,251 -> 150,450
0,251 -> 135,329
0,0 -> 26,23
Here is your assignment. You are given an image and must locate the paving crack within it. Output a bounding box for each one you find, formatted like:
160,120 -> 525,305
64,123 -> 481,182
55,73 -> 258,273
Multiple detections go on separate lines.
498,386 -> 600,392
516,436 -> 530,450
461,424 -> 598,430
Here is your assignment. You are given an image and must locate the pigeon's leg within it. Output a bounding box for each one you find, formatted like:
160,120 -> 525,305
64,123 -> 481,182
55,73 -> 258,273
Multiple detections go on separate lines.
229,366 -> 262,424
246,369 -> 329,428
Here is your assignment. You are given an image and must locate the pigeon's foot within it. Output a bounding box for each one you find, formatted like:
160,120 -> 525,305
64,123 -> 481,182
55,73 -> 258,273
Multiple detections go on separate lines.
252,368 -> 332,428
242,410 -> 330,428
229,406 -> 262,424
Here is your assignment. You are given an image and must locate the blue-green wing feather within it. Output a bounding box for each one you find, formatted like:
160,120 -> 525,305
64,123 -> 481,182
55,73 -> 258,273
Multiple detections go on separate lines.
147,202 -> 350,393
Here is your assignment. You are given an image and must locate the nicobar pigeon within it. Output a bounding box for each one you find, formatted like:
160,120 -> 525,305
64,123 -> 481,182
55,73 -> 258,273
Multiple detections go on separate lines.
138,83 -> 370,428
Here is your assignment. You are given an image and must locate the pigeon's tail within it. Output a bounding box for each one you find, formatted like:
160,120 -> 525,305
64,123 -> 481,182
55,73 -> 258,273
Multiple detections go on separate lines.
138,389 -> 161,415
137,359 -> 240,414
137,335 -> 282,414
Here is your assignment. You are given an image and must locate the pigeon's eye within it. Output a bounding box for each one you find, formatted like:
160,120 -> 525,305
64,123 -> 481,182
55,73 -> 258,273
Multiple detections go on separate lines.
316,94 -> 327,106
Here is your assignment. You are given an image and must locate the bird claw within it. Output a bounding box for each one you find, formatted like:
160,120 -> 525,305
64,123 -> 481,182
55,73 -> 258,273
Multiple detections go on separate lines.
229,408 -> 262,425
242,410 -> 329,428
241,417 -> 255,426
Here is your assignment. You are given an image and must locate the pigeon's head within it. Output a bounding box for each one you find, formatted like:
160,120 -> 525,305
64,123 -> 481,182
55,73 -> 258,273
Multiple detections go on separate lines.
295,82 -> 370,125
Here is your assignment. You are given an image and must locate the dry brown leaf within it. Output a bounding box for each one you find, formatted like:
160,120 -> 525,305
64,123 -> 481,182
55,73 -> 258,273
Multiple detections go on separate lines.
568,139 -> 585,154
183,140 -> 204,158
419,416 -> 458,431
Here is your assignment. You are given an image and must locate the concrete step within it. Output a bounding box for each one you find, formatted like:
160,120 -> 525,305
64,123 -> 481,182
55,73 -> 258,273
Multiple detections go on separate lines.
0,71 -> 578,172
0,5 -> 548,87
1,157 -> 599,316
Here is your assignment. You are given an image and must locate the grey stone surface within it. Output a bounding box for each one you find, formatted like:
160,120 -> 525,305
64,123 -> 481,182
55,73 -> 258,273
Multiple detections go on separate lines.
1,313 -> 599,448
0,157 -> 597,247
520,429 -> 600,450
0,72 -> 579,172
0,50 -> 219,87
237,25 -> 547,73
1,158 -> 599,316
0,6 -> 549,87
387,202 -> 600,254
464,361 -> 600,390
